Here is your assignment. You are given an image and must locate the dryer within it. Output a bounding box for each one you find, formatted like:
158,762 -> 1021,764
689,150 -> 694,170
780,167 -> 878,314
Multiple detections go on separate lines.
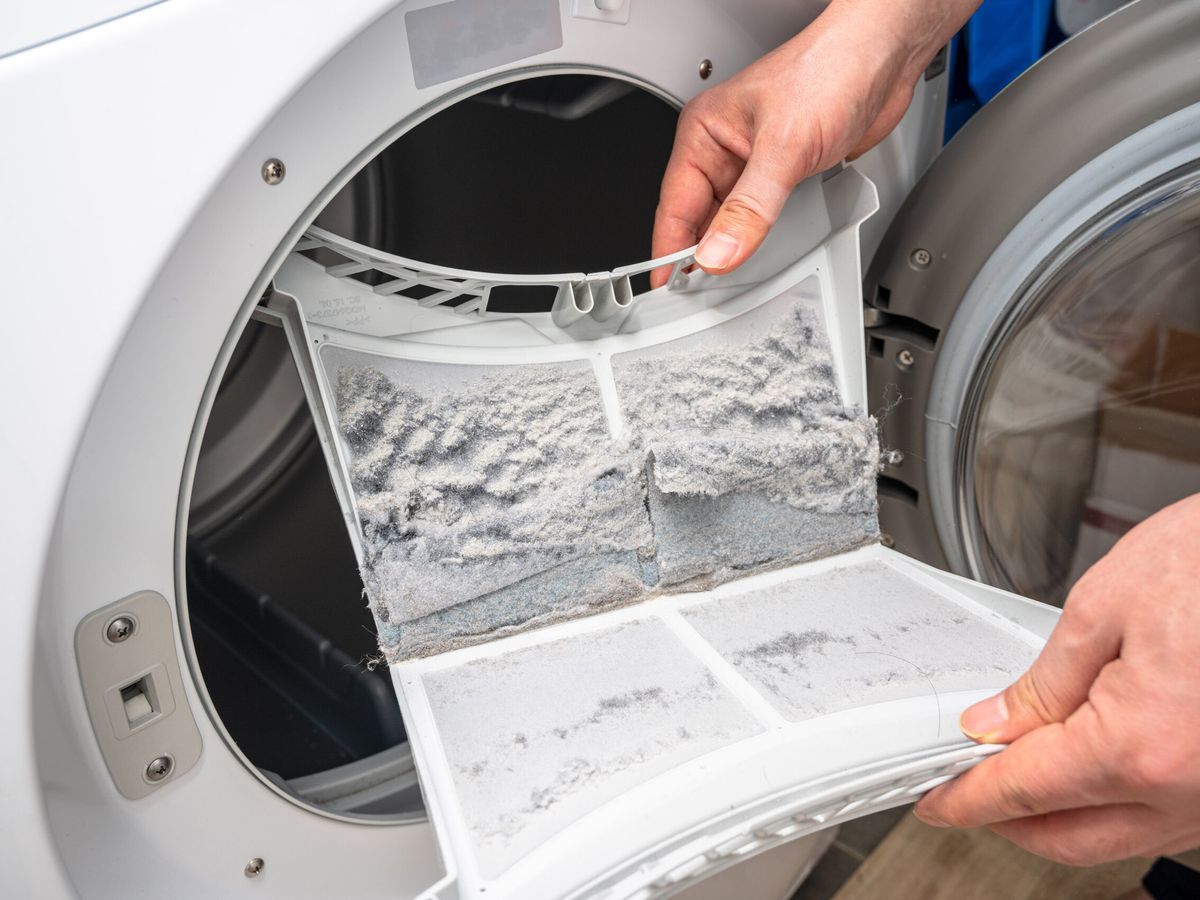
0,1 -> 1193,898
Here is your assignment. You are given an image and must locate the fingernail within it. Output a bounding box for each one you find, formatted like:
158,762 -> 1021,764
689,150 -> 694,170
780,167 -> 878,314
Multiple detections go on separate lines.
695,232 -> 739,270
912,806 -> 948,828
960,693 -> 1008,742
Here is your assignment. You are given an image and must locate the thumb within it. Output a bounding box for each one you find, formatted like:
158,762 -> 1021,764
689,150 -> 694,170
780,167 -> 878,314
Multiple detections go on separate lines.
960,593 -> 1121,744
694,145 -> 795,276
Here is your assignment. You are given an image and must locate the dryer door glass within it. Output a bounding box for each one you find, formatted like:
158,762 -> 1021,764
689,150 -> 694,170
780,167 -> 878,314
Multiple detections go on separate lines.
966,165 -> 1200,604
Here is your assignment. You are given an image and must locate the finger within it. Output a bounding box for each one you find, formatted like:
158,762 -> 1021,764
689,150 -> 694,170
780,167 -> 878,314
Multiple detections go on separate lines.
651,195 -> 718,289
988,804 -> 1194,867
915,703 -> 1117,828
958,588 -> 1122,744
694,136 -> 798,276
651,111 -> 742,287
651,160 -> 712,287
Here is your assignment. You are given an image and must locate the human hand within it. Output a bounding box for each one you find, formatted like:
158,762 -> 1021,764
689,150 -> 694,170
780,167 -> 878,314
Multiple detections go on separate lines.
915,494 -> 1200,865
650,0 -> 978,286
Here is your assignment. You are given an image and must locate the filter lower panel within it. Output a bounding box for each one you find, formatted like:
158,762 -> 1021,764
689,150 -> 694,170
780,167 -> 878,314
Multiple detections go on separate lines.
393,548 -> 1053,899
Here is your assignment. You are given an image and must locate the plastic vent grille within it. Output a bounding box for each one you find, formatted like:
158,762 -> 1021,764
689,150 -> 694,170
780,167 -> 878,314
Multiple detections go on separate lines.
295,225 -> 697,327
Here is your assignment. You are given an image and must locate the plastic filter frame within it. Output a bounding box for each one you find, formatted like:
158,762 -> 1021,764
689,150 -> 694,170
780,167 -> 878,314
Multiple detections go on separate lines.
394,547 -> 1054,900
264,166 -> 1059,899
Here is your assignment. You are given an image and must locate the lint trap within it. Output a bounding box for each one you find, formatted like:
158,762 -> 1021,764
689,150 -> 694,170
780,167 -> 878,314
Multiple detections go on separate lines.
261,167 -> 1059,900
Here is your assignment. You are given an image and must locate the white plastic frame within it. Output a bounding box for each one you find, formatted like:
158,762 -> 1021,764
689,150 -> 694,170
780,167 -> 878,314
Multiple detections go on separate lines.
274,166 -> 878,570
394,545 -> 1056,900
273,164 -> 1059,900
297,225 -> 698,328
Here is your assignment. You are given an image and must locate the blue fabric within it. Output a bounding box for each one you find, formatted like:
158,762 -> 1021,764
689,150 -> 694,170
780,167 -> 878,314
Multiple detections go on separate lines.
944,33 -> 980,141
945,0 -> 1060,140
964,0 -> 1054,103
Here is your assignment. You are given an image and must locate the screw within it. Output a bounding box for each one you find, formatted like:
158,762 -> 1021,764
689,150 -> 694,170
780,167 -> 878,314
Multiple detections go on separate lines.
261,158 -> 286,185
105,616 -> 135,643
145,755 -> 174,783
698,59 -> 714,80
909,248 -> 932,269
880,533 -> 896,549
884,449 -> 905,466
245,858 -> 265,879
896,349 -> 915,369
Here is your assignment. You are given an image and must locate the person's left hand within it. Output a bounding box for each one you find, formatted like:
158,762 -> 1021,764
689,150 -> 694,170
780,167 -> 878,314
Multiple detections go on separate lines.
649,0 -> 973,286
914,494 -> 1200,866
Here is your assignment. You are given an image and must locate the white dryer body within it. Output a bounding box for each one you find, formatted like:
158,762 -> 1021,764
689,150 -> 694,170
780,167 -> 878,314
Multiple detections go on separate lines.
0,3 -> 950,895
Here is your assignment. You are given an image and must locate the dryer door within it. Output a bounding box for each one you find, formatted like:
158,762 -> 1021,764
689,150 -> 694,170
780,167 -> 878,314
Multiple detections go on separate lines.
865,0 -> 1200,604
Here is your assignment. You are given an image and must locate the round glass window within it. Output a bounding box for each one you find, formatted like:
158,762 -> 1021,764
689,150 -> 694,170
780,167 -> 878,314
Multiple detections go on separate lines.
964,163 -> 1200,604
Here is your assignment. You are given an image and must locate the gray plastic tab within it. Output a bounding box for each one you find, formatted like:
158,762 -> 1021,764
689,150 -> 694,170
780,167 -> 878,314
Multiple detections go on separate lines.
75,591 -> 202,799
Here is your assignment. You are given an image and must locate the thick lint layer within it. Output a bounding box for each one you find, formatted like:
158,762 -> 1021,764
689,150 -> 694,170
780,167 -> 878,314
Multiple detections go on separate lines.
645,427 -> 878,512
336,289 -> 880,659
337,361 -> 654,658
615,297 -> 879,587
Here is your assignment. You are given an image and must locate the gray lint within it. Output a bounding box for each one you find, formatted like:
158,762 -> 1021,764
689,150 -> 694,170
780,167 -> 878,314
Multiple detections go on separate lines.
420,618 -> 762,877
614,294 -> 879,588
333,285 -> 880,659
336,360 -> 654,659
681,561 -> 1040,722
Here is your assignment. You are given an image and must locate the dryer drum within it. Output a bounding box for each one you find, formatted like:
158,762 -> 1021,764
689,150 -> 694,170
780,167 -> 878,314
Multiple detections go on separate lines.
185,74 -> 681,818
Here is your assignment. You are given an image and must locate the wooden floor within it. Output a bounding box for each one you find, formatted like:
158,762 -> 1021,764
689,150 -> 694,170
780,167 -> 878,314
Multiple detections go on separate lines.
830,815 -> 1200,900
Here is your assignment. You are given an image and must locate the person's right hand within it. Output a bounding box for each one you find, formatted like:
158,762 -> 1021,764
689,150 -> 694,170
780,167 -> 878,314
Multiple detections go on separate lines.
915,494 -> 1200,865
651,0 -> 978,286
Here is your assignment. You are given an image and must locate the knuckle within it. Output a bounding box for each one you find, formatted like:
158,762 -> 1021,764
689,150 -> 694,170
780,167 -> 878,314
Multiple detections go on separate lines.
761,118 -> 824,180
1061,582 -> 1104,630
1042,837 -> 1102,868
795,125 -> 827,177
673,106 -> 706,143
992,756 -> 1041,819
718,195 -> 770,235
680,96 -> 716,127
1010,671 -> 1061,725
1118,742 -> 1180,794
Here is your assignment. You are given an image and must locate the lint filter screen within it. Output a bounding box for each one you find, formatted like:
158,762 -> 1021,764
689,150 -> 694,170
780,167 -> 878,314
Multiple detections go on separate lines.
419,617 -> 762,878
612,288 -> 879,587
326,279 -> 881,660
330,353 -> 653,659
415,559 -> 1039,877
680,561 -> 1039,722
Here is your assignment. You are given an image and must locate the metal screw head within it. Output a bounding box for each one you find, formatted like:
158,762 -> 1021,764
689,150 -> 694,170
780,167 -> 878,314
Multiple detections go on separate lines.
261,158 -> 286,185
144,755 -> 174,783
909,248 -> 932,269
880,533 -> 896,549
896,349 -> 915,369
105,615 -> 136,643
245,858 -> 265,879
698,59 -> 714,80
884,449 -> 905,467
